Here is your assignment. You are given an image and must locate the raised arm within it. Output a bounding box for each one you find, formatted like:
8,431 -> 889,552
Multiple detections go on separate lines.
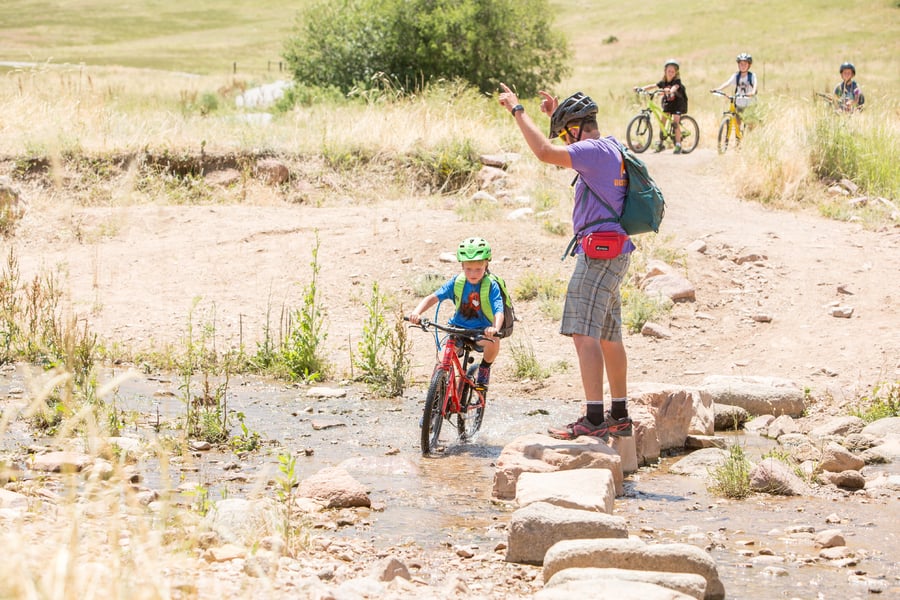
498,83 -> 572,169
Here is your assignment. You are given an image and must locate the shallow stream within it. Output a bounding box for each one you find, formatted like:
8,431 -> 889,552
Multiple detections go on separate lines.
4,366 -> 899,599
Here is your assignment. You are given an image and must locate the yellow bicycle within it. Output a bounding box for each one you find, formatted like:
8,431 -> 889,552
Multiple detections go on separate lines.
711,90 -> 747,154
626,89 -> 699,154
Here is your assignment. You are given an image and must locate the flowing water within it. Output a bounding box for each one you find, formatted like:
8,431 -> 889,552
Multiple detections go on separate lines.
4,366 -> 899,599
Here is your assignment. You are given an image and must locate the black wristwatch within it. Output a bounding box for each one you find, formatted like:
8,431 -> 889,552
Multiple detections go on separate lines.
511,104 -> 525,116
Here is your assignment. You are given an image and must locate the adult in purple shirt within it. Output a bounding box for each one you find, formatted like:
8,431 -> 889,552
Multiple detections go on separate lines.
498,84 -> 635,441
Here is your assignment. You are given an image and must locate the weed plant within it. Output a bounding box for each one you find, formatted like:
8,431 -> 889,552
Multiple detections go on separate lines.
851,380 -> 900,423
353,282 -> 412,396
508,336 -> 550,380
708,443 -> 752,499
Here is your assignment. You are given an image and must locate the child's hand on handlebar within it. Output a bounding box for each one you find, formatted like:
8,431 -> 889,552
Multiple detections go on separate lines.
407,313 -> 422,325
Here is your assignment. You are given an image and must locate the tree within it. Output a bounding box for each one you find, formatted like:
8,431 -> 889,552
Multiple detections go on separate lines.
282,0 -> 571,97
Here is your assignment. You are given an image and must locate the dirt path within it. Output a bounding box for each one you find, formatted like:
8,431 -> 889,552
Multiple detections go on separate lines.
5,147 -> 900,408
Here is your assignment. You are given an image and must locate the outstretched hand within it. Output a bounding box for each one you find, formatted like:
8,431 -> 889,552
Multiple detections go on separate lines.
538,90 -> 557,116
498,83 -> 518,112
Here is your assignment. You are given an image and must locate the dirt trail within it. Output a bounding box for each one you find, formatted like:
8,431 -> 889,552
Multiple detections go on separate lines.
5,147 -> 900,407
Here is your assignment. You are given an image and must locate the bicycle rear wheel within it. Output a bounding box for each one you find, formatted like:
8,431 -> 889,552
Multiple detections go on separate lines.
677,115 -> 699,154
421,369 -> 448,455
717,118 -> 732,154
626,114 -> 653,153
458,364 -> 484,441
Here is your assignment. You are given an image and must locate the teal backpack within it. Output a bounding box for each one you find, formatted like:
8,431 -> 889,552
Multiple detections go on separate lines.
452,272 -> 516,337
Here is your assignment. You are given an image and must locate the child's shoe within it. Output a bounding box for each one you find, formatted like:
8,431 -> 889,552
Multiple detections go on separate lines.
653,142 -> 665,153
673,143 -> 683,154
475,365 -> 491,391
605,413 -> 634,437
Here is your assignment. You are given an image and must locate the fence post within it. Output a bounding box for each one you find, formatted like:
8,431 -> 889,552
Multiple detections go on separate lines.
233,61 -> 237,74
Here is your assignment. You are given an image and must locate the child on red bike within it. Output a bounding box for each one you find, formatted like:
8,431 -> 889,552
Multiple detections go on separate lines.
408,237 -> 504,392
635,58 -> 688,154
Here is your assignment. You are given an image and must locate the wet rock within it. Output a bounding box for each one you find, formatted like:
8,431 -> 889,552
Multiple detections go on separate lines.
713,403 -> 750,431
819,546 -> 853,561
542,538 -> 725,600
749,458 -> 811,496
492,434 -> 623,500
684,435 -> 727,450
516,468 -> 616,514
814,529 -> 845,548
307,387 -> 347,398
808,416 -> 865,438
669,448 -> 729,478
818,442 -> 865,472
371,556 -> 411,582
29,451 -> 92,473
819,470 -> 866,490
700,375 -> 806,417
743,414 -> 775,432
766,415 -> 798,439
545,567 -> 707,598
507,502 -> 627,565
298,466 -> 371,508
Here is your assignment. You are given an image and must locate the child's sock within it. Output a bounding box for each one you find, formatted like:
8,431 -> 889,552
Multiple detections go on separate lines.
585,401 -> 605,426
609,397 -> 628,419
476,361 -> 492,386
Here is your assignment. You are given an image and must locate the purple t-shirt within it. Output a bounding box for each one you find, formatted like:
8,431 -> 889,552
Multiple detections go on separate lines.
567,136 -> 636,254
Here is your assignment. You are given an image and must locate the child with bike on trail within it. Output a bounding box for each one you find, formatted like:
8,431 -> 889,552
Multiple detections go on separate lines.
497,83 -> 635,443
635,59 -> 688,154
408,237 -> 504,394
712,52 -> 758,125
834,62 -> 865,112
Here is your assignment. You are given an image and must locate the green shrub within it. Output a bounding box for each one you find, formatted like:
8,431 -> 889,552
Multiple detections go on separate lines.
850,380 -> 900,423
410,138 -> 480,194
283,0 -> 570,96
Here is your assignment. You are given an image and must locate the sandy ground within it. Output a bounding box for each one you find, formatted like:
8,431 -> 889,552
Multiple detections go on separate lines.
4,146 -> 900,410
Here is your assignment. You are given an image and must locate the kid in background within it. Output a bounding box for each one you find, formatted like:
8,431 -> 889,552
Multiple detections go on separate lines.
834,62 -> 865,112
636,58 -> 688,154
712,52 -> 758,127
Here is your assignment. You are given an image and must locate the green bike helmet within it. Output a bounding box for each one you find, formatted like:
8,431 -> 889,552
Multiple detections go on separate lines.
839,62 -> 855,75
548,92 -> 598,139
457,237 -> 492,261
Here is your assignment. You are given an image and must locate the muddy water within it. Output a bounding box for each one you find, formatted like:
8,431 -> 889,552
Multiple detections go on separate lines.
6,367 -> 900,599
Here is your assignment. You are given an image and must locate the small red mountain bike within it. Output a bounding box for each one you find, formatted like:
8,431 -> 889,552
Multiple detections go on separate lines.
405,317 -> 498,455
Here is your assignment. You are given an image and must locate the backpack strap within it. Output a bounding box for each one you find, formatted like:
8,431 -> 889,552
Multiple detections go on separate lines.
453,273 -> 495,323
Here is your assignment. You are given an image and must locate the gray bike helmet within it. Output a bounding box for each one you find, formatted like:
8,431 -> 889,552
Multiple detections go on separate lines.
548,92 -> 598,139
839,61 -> 855,75
457,237 -> 492,261
664,58 -> 680,69
736,52 -> 753,64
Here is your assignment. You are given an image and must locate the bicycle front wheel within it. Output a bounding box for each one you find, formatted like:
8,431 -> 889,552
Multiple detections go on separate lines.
626,114 -> 653,153
717,117 -> 732,154
677,115 -> 699,154
421,369 -> 448,455
457,364 -> 484,441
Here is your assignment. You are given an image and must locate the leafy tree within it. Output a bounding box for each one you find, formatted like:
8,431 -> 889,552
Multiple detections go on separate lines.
283,0 -> 570,96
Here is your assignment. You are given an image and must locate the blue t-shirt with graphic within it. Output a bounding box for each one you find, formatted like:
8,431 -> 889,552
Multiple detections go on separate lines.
434,276 -> 503,329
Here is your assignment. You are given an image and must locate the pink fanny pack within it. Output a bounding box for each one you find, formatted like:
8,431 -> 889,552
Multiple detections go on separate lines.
581,231 -> 628,260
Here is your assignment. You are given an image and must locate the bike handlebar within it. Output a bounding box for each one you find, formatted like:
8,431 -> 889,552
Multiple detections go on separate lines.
403,316 -> 503,341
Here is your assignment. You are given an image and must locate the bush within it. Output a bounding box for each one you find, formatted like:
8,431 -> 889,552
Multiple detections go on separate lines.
283,0 -> 571,96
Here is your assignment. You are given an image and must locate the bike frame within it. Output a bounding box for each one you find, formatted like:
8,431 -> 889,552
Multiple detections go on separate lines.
639,90 -> 679,141
433,334 -> 485,419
